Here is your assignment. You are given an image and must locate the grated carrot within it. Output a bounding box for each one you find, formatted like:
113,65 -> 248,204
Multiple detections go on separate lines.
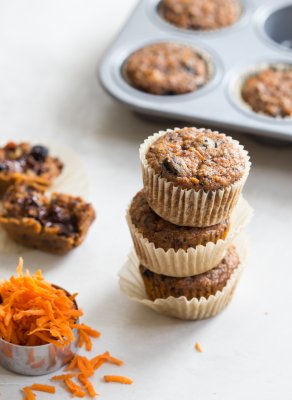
51,373 -> 78,381
0,259 -> 83,347
22,386 -> 36,400
64,378 -> 86,397
78,374 -> 99,397
195,342 -> 203,352
31,384 -> 56,393
103,375 -> 133,384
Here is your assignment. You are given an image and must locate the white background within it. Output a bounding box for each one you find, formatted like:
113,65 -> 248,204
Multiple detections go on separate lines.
0,1 -> 291,399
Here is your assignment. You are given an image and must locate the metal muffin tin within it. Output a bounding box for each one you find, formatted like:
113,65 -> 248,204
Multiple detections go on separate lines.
99,0 -> 292,141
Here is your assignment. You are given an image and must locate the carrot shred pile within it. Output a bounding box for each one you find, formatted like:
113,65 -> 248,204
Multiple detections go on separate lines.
0,258 -> 83,346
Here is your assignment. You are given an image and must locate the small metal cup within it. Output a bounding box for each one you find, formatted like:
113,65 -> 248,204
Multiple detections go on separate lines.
0,285 -> 79,376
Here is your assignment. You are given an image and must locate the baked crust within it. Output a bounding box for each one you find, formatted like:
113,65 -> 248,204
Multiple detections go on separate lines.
241,68 -> 292,117
0,142 -> 63,196
145,128 -> 246,191
124,43 -> 209,95
0,183 -> 95,254
129,190 -> 230,251
140,245 -> 240,300
160,0 -> 241,30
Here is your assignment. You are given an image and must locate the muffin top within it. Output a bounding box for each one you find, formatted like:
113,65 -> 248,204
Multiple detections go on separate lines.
241,67 -> 292,118
140,245 -> 240,294
124,43 -> 209,95
160,0 -> 241,31
129,190 -> 229,251
145,128 -> 247,191
0,142 -> 63,180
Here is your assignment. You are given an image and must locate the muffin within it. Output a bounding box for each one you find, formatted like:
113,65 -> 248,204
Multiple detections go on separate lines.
160,0 -> 241,31
123,43 -> 210,95
140,127 -> 250,227
127,189 -> 238,276
0,183 -> 95,254
140,245 -> 240,300
0,142 -> 63,197
241,67 -> 292,118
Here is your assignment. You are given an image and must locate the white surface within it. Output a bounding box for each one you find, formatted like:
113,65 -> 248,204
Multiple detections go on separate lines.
0,1 -> 291,399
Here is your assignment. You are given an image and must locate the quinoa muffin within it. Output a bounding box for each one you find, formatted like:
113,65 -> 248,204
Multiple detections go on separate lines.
140,245 -> 240,300
241,67 -> 292,118
160,0 -> 241,31
0,183 -> 95,254
129,190 -> 230,251
0,142 -> 63,197
123,43 -> 209,95
140,127 -> 250,227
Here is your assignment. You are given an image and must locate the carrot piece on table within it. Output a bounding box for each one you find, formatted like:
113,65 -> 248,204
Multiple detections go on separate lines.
22,386 -> 36,400
77,355 -> 94,377
51,373 -> 78,381
107,354 -> 124,366
75,323 -> 101,338
78,374 -> 99,397
31,384 -> 56,393
64,378 -> 86,397
103,375 -> 133,384
195,342 -> 203,353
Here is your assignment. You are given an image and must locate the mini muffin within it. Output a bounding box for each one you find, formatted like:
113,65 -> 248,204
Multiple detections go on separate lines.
0,183 -> 95,254
0,142 -> 63,196
140,127 -> 250,227
160,0 -> 241,31
123,43 -> 209,95
241,67 -> 292,118
140,245 -> 240,300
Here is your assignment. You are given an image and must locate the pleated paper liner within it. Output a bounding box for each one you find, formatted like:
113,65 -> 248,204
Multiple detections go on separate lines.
0,146 -> 89,254
139,128 -> 251,227
127,195 -> 252,277
119,235 -> 249,320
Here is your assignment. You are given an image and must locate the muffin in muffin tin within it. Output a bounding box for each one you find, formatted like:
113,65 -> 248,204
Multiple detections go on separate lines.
241,66 -> 292,118
159,0 -> 242,31
123,42 -> 211,95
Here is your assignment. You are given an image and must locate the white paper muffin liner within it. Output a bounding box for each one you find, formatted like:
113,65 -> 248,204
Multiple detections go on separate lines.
140,128 -> 251,227
119,235 -> 249,320
0,146 -> 89,255
127,195 -> 252,277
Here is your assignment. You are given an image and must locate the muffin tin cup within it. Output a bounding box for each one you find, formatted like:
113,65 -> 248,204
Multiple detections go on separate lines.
126,196 -> 252,277
119,234 -> 249,320
139,128 -> 251,227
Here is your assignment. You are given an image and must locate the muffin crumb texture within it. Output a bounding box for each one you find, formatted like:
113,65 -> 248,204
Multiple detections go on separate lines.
241,67 -> 292,118
160,0 -> 241,31
145,128 -> 246,191
124,43 -> 209,95
0,183 -> 95,253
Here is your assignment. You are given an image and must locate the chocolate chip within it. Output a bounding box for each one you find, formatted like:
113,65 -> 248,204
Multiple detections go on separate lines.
143,268 -> 154,278
30,145 -> 49,162
162,156 -> 185,176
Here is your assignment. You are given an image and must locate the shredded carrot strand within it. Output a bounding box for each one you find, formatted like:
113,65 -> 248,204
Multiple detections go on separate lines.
64,378 -> 86,397
22,386 -> 36,400
195,342 -> 203,352
31,384 -> 56,393
78,374 -> 98,397
103,375 -> 133,384
51,373 -> 78,381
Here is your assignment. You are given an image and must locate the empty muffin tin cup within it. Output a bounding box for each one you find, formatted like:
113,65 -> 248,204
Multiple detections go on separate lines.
0,286 -> 79,376
263,4 -> 292,51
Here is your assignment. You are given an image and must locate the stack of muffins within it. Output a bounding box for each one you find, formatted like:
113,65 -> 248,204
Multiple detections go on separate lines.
123,127 -> 252,320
